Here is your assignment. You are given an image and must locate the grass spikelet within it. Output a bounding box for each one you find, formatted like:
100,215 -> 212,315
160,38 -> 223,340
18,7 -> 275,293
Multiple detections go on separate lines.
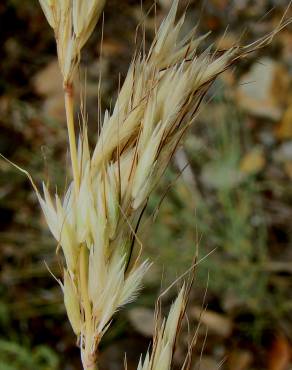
39,0 -> 105,85
63,269 -> 82,335
136,286 -> 186,370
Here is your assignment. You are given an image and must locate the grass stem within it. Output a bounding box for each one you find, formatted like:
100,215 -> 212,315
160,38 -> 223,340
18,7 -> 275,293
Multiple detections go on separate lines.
64,83 -> 80,195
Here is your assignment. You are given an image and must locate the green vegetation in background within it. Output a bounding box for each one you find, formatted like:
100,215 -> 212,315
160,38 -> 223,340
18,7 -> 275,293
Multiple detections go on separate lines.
145,94 -> 288,339
0,340 -> 59,370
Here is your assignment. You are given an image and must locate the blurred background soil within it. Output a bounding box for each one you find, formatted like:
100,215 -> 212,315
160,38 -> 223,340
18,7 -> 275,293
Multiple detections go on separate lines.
0,0 -> 292,369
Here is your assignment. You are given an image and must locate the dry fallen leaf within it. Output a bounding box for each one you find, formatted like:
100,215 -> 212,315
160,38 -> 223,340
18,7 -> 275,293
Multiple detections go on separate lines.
33,59 -> 63,97
101,38 -> 126,57
42,94 -> 66,122
275,104 -> 292,140
128,307 -> 155,337
33,59 -> 82,122
191,306 -> 233,338
236,58 -> 289,121
268,333 -> 290,370
240,147 -> 266,175
227,350 -> 253,370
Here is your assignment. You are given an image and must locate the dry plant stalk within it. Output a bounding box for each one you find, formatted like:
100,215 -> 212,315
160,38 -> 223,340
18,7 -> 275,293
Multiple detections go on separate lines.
39,0 -> 106,195
32,1 -> 291,369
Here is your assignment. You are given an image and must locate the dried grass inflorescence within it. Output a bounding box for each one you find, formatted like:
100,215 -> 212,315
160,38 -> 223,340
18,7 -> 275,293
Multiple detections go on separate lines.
36,0 -> 275,369
137,286 -> 186,370
39,0 -> 106,85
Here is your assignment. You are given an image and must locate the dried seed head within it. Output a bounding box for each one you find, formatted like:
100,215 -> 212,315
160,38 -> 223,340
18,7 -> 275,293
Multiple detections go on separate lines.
37,184 -> 78,272
137,286 -> 186,370
39,0 -> 106,84
36,0 -> 245,367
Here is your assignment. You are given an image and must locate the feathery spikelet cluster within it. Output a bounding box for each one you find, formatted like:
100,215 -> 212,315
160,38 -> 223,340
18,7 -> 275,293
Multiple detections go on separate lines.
137,286 -> 186,370
37,128 -> 151,367
39,0 -> 105,85
36,0 -> 269,369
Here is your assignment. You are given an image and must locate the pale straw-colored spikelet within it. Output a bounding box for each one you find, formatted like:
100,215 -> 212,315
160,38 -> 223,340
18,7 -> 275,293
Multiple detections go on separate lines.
137,286 -> 186,370
63,268 -> 82,335
36,1 -> 258,369
39,0 -> 105,85
38,128 -> 151,368
90,1 -> 238,210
